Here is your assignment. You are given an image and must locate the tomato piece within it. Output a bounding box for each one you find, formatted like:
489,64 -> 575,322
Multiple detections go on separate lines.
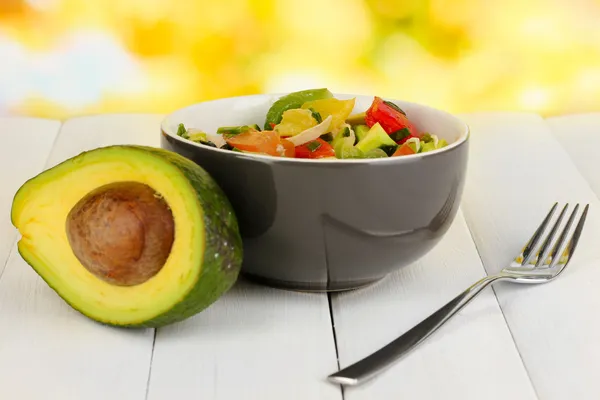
295,138 -> 335,159
365,97 -> 419,140
225,130 -> 296,157
392,142 -> 416,157
225,130 -> 281,155
281,139 -> 296,157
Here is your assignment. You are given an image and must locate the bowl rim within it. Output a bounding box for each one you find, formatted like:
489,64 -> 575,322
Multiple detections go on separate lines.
160,92 -> 470,165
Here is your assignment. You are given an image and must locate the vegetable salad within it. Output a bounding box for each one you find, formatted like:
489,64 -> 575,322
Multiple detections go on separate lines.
176,88 -> 449,159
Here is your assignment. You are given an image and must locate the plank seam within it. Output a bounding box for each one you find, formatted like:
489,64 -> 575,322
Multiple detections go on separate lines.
460,208 -> 541,400
144,329 -> 158,400
41,119 -> 67,169
0,245 -> 14,280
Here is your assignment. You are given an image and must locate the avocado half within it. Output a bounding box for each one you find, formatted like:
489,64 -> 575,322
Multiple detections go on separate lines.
11,145 -> 243,328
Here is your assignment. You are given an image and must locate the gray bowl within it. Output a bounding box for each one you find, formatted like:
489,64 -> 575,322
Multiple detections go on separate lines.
160,93 -> 469,291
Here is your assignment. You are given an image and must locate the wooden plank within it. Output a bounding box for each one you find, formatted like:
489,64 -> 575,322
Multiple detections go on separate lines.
546,113 -> 600,195
458,112 -> 600,400
147,279 -> 341,400
331,212 -> 537,400
43,114 -> 163,169
0,117 -> 60,276
0,115 -> 164,400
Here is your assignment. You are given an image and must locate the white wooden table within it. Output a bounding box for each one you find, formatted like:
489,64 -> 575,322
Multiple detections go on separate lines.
1,112 -> 600,400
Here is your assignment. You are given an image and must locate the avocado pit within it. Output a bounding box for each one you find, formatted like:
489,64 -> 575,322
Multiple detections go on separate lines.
66,181 -> 175,286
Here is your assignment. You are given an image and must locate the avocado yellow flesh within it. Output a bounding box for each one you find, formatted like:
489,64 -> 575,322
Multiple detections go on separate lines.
11,145 -> 242,328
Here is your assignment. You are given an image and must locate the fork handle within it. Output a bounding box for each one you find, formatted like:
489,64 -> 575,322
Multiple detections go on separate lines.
328,274 -> 507,386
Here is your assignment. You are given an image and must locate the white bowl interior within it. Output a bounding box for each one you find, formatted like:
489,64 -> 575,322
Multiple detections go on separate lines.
161,93 -> 469,159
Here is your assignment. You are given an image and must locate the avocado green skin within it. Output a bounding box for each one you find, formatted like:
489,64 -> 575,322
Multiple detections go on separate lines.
13,145 -> 243,329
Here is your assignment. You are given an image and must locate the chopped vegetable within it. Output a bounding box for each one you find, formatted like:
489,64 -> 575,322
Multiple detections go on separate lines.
420,133 -> 434,143
405,137 -> 421,153
186,129 -> 208,142
177,123 -> 188,138
176,124 -> 209,143
365,96 -> 419,138
225,130 -> 283,156
205,132 -> 227,148
274,108 -> 318,137
346,112 -> 366,126
421,133 -> 441,147
331,124 -> 356,153
217,125 -> 259,135
320,132 -> 334,142
363,148 -> 389,158
301,97 -> 355,133
177,88 -> 452,160
333,141 -> 361,159
200,140 -> 217,148
355,122 -> 398,156
285,115 -> 332,146
389,128 -> 412,144
392,142 -> 415,156
382,100 -> 406,116
296,138 -> 335,159
338,146 -> 364,159
281,139 -> 296,157
354,124 -> 370,142
333,140 -> 348,158
309,108 -> 323,123
421,141 -> 436,153
264,88 -> 333,130
306,140 -> 322,152
417,133 -> 448,153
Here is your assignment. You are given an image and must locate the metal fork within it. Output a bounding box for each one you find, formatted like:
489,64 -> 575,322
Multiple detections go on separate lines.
328,202 -> 590,386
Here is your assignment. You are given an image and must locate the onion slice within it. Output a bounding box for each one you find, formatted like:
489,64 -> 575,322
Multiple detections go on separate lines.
205,132 -> 226,148
285,115 -> 332,146
405,137 -> 421,152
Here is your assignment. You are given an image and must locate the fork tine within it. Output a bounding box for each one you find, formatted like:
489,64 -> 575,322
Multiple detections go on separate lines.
549,203 -> 589,269
548,204 -> 579,267
535,204 -> 569,268
522,202 -> 558,266
563,204 -> 589,267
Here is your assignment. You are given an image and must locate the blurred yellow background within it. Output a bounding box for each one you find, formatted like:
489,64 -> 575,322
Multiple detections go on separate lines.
1,0 -> 599,119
